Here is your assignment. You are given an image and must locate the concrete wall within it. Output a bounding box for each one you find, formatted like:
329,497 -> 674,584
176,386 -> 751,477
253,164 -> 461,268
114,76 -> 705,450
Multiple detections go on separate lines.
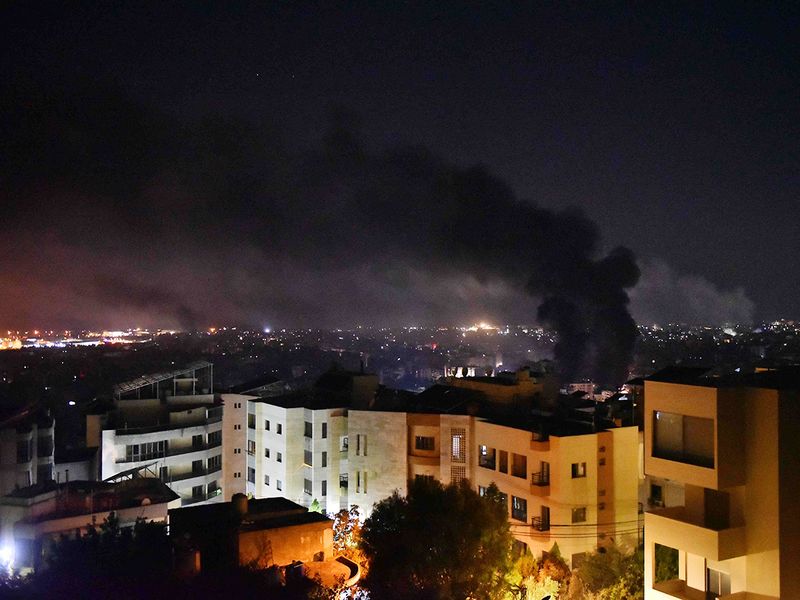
238,521 -> 333,567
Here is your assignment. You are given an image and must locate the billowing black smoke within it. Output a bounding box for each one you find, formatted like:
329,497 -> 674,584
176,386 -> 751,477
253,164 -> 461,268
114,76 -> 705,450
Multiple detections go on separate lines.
1,81 -> 639,384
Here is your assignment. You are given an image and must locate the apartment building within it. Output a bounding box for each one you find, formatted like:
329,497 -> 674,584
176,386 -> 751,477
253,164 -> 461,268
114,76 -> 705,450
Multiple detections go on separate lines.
643,367 -> 800,599
233,369 -> 638,566
88,362 -> 226,506
0,406 -> 55,496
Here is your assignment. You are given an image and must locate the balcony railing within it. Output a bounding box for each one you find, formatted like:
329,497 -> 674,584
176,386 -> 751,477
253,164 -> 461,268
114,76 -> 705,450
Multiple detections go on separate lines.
531,516 -> 550,531
170,464 -> 222,483
531,471 -> 549,486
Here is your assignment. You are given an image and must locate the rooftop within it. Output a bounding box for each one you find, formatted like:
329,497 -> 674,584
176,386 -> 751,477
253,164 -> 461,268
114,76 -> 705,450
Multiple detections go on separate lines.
113,360 -> 212,396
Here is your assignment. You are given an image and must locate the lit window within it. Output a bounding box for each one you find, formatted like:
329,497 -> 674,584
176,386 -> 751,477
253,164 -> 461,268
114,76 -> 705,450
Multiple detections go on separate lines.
572,507 -> 587,523
571,462 -> 587,478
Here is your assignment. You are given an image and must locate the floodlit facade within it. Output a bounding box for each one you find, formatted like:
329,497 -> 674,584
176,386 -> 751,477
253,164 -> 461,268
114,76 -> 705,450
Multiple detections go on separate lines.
88,362 -> 226,506
234,369 -> 639,567
643,368 -> 800,599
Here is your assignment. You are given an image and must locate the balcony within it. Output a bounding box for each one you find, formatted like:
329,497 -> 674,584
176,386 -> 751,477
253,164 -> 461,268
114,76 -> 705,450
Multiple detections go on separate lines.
652,579 -> 706,600
170,464 -> 223,483
530,434 -> 550,452
531,516 -> 550,533
530,472 -> 550,496
645,507 -> 747,561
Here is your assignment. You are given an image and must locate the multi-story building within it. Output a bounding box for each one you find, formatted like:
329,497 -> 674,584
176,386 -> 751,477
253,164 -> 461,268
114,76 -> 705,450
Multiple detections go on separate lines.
643,367 -> 800,599
233,368 -> 639,567
88,362 -> 226,507
0,405 -> 55,496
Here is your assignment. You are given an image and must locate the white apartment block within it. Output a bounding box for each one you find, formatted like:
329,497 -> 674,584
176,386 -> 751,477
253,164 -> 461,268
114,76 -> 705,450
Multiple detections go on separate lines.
88,362 -> 226,506
0,408 -> 55,496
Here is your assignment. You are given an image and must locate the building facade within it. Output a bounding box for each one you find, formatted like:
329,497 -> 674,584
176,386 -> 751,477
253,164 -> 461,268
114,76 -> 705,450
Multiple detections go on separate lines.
643,368 -> 800,599
89,362 -> 226,506
0,407 -> 55,496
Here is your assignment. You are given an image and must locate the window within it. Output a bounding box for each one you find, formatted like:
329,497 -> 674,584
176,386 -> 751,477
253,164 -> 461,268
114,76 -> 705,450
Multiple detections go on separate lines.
265,419 -> 270,431
125,441 -> 166,462
265,474 -> 270,486
277,452 -> 282,463
234,424 -> 241,431
356,434 -> 367,456
234,448 -> 241,454
321,451 -> 327,468
17,440 -> 31,463
478,445 -> 496,469
499,450 -> 508,474
322,423 -> 328,439
417,474 -> 435,483
277,423 -> 282,435
277,480 -> 282,491
511,453 -> 527,479
208,430 -> 221,446
304,450 -> 313,467
571,507 -> 587,523
339,474 -> 348,489
571,462 -> 587,478
37,464 -> 52,483
363,471 -> 367,493
653,411 -> 715,468
511,496 -> 528,522
450,465 -> 466,482
192,459 -> 204,474
478,485 -> 487,496
415,436 -> 435,451
247,440 -> 256,455
356,471 -> 368,493
247,467 -> 255,483
192,485 -> 204,499
450,428 -> 465,463
598,457 -> 606,466
265,448 -> 270,458
192,434 -> 203,449
248,413 -> 256,429
356,471 -> 361,493
598,502 -> 606,510
208,454 -> 221,471
304,421 -> 313,438
650,483 -> 664,506
321,480 -> 327,497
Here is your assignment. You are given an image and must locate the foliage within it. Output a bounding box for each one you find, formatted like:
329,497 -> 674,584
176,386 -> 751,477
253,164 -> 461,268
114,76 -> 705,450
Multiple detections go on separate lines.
333,505 -> 364,561
309,498 -> 322,513
360,478 -> 513,600
574,544 -> 643,600
654,543 -> 678,583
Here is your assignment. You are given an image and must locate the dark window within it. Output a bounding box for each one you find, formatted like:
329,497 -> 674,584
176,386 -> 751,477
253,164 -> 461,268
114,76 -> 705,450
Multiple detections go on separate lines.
247,440 -> 256,455
265,448 -> 270,458
192,459 -> 204,474
499,450 -> 508,474
17,440 -> 31,463
277,452 -> 282,463
322,423 -> 328,439
265,475 -> 270,485
37,463 -> 52,483
304,421 -> 313,438
208,455 -> 221,471
571,462 -> 587,478
572,507 -> 587,523
304,450 -> 313,466
650,483 -> 664,506
248,413 -> 256,429
340,436 -> 349,451
478,445 -> 496,469
653,411 -> 715,468
321,480 -> 327,497
277,480 -> 282,491
417,474 -> 435,483
511,453 -> 527,479
192,485 -> 204,499
277,423 -> 282,435
322,451 -> 327,468
415,436 -> 435,451
265,420 -> 270,431
247,467 -> 255,483
208,430 -> 221,446
304,478 -> 312,495
512,496 -> 528,522
192,434 -> 203,449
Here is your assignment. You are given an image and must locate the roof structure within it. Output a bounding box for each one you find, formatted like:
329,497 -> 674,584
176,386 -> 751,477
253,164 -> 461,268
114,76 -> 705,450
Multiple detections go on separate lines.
113,360 -> 212,396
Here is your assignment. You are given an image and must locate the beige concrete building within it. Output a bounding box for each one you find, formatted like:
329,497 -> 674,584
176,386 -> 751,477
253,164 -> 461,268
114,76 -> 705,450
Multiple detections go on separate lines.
643,367 -> 800,599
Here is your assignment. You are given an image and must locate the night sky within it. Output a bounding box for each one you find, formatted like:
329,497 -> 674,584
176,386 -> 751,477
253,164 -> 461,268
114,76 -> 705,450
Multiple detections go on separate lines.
2,3 -> 798,331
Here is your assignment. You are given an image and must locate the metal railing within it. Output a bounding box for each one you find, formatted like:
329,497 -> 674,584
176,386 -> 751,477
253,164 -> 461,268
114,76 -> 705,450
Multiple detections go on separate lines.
532,516 -> 550,531
531,471 -> 550,486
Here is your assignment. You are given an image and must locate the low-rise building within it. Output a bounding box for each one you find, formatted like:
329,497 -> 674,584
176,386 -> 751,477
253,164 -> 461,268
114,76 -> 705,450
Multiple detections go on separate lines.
0,405 -> 54,496
0,474 -> 179,571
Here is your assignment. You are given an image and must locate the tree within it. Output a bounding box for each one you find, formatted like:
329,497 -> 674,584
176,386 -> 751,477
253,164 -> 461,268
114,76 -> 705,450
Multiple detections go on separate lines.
360,478 -> 513,600
573,543 -> 643,600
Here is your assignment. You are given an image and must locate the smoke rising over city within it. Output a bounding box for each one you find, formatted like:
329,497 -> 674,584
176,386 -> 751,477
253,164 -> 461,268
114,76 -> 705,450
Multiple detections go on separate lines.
1,80 -> 646,381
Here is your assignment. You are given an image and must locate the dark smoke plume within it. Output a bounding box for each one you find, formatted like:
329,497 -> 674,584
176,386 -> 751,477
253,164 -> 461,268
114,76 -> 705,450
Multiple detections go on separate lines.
1,80 -> 639,384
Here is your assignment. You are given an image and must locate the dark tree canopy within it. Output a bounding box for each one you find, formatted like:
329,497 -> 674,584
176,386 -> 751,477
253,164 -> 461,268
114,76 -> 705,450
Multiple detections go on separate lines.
360,478 -> 513,600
